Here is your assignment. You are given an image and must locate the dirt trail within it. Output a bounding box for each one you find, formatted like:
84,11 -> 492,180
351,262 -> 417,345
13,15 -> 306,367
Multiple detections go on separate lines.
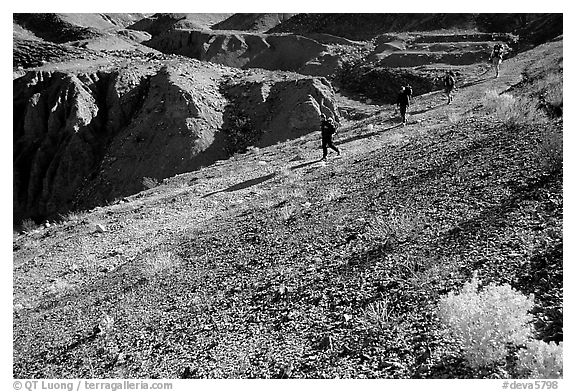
14,58 -> 521,314
13,40 -> 562,379
14,53 -> 524,294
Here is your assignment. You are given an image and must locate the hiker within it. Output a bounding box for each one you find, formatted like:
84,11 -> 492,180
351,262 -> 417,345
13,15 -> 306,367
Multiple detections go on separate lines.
489,43 -> 505,78
396,86 -> 411,125
405,84 -> 413,100
320,113 -> 340,160
443,71 -> 456,104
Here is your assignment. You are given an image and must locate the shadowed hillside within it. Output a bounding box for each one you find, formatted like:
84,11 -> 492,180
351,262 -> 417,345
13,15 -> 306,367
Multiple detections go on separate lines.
13,13 -> 562,380
213,13 -> 295,32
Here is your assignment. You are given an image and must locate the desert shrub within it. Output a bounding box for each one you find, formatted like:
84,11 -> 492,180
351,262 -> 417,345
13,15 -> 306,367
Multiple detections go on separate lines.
537,127 -> 563,174
370,208 -> 426,245
59,209 -> 89,223
438,273 -> 534,368
21,218 -> 37,232
142,177 -> 159,189
278,204 -> 297,222
323,186 -> 344,202
224,112 -> 262,155
446,109 -> 463,124
534,72 -> 563,117
482,90 -> 542,127
362,298 -> 393,331
516,340 -> 563,379
144,250 -> 176,278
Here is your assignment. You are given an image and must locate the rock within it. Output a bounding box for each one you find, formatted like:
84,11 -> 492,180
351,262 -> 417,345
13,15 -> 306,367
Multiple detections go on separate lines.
95,224 -> 107,233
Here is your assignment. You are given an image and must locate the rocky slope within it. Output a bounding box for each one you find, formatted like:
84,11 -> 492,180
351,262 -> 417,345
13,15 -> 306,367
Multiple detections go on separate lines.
213,13 -> 295,32
13,13 -> 103,44
13,38 -> 563,379
13,57 -> 338,224
126,13 -> 233,36
145,29 -> 338,75
336,32 -> 516,104
268,13 -> 562,42
13,13 -> 157,70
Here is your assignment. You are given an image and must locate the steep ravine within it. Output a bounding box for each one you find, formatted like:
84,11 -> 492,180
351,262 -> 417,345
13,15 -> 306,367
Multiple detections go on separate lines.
13,60 -> 339,224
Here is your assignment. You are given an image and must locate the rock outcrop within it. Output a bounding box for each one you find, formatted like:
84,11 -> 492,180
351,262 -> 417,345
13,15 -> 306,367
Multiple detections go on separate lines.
145,29 -> 339,76
221,73 -> 338,151
212,13 -> 295,32
13,59 -> 339,223
126,13 -> 233,36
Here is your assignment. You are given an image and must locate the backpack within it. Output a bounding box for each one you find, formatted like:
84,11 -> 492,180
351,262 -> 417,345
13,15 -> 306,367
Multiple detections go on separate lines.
444,74 -> 455,88
493,44 -> 504,59
405,85 -> 413,98
328,118 -> 338,134
322,118 -> 337,135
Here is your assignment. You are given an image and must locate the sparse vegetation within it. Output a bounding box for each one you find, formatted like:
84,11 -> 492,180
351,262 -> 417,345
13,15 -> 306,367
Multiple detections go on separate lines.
142,176 -> 159,189
516,340 -> 563,379
59,209 -> 89,224
369,208 -> 426,246
144,250 -> 177,278
20,218 -> 37,232
362,298 -> 394,331
482,90 -> 542,127
438,273 -> 535,369
13,17 -> 562,379
323,186 -> 344,202
446,109 -> 463,124
537,127 -> 563,174
278,204 -> 297,222
534,72 -> 563,117
223,111 -> 263,155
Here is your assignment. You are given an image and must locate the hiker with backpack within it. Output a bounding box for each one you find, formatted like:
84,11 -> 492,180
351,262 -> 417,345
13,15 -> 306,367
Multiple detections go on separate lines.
396,86 -> 411,125
405,84 -> 413,100
320,113 -> 340,161
489,43 -> 505,78
443,71 -> 456,104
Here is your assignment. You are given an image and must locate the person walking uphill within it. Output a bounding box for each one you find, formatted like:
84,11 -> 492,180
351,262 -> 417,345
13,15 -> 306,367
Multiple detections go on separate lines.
320,114 -> 340,161
396,86 -> 411,125
443,71 -> 456,104
489,43 -> 505,78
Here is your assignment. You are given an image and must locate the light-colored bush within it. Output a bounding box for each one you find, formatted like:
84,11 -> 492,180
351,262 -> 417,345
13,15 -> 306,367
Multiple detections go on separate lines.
363,298 -> 393,330
482,89 -> 511,112
446,110 -> 463,124
278,204 -> 297,222
21,218 -> 37,232
323,186 -> 344,202
142,176 -> 159,189
438,273 -> 535,368
482,90 -> 541,127
517,340 -> 563,379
